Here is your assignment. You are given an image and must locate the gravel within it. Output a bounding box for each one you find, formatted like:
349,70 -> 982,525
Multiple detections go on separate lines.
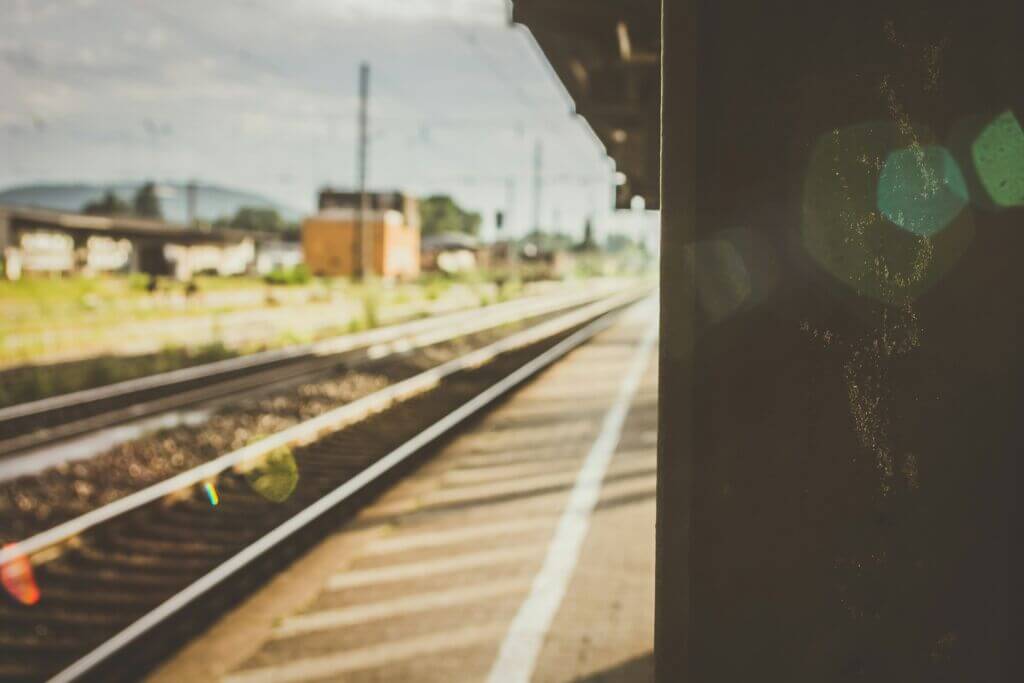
0,325 -> 518,542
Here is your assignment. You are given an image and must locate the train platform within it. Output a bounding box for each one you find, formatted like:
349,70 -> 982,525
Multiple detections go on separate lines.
148,298 -> 659,683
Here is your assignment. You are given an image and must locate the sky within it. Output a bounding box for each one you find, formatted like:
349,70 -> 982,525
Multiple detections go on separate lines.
0,0 -> 658,243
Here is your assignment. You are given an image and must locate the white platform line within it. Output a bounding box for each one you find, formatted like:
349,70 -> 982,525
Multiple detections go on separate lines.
425,469 -> 582,506
445,455 -> 656,489
273,578 -> 528,639
326,545 -> 539,590
486,313 -> 659,683
424,458 -> 657,507
444,460 -> 579,486
454,448 -> 582,470
224,624 -> 508,683
363,517 -> 554,556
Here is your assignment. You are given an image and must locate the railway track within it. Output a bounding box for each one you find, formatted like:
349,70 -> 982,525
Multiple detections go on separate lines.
0,285 -> 625,456
0,288 -> 651,682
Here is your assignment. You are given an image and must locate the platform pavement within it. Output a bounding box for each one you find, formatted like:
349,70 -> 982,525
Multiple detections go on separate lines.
148,297 -> 658,683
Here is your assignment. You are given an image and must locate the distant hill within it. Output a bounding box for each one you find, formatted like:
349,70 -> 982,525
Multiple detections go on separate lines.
0,182 -> 303,225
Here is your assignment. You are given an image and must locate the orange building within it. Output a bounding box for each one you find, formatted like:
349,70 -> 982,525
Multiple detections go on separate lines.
302,207 -> 420,279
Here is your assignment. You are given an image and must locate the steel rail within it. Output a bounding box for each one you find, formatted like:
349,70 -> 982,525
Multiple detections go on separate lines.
0,283 -> 623,422
48,295 -> 644,683
0,286 -> 649,569
0,283 -> 630,455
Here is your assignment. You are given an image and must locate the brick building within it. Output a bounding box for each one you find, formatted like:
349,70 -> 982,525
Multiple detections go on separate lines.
301,190 -> 420,279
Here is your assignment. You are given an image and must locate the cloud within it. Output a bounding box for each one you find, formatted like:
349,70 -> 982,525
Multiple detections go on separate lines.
0,43 -> 42,73
289,0 -> 508,24
0,0 -> 607,238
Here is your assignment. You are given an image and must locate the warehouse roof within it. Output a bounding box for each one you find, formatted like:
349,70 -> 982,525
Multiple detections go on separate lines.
0,204 -> 277,245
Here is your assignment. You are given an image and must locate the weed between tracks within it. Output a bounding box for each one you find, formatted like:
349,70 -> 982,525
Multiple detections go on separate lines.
0,317 -> 536,543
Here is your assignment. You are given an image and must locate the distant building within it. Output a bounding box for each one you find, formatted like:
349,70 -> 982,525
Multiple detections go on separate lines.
420,232 -> 481,273
318,189 -> 418,217
0,205 -> 279,281
256,240 -> 304,275
302,190 -> 420,279
165,240 -> 256,279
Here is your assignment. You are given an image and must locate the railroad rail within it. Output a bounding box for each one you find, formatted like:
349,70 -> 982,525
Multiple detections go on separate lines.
0,283 -> 627,456
0,287 -> 651,682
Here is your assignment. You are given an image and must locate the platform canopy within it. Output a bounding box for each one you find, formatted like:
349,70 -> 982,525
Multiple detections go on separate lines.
513,0 -> 660,210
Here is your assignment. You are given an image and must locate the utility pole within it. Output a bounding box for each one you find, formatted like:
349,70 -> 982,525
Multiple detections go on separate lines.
505,176 -> 518,267
608,161 -> 619,213
532,138 -> 543,238
356,61 -> 372,279
504,177 -> 516,238
186,180 -> 199,229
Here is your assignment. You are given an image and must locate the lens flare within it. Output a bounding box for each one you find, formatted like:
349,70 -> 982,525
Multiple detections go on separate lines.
971,110 -> 1024,208
802,121 -> 975,305
1,544 -> 40,606
682,228 -> 777,328
242,446 -> 299,504
203,482 -> 220,506
877,145 -> 968,237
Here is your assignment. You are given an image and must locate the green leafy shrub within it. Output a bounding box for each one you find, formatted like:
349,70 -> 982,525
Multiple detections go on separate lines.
264,265 -> 311,286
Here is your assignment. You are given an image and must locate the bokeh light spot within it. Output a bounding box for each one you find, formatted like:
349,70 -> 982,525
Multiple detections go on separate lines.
802,122 -> 975,305
684,240 -> 750,325
2,544 -> 40,606
877,145 -> 968,237
243,446 -> 299,503
682,228 -> 777,328
971,110 -> 1024,208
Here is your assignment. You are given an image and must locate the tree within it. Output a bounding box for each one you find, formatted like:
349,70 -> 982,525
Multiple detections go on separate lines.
605,233 -> 637,253
521,229 -> 574,253
575,218 -> 597,252
133,182 -> 162,219
419,195 -> 481,237
214,206 -> 293,233
82,190 -> 130,216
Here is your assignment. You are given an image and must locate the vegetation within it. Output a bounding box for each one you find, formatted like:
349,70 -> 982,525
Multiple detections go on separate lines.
133,182 -> 162,219
420,273 -> 452,301
605,232 -> 640,253
80,182 -> 162,219
82,190 -> 131,216
497,277 -> 523,302
0,270 -> 598,402
576,219 -> 598,251
214,206 -> 297,233
0,343 -> 235,409
361,289 -> 380,329
419,195 -> 482,237
519,229 -> 575,252
263,265 -> 312,286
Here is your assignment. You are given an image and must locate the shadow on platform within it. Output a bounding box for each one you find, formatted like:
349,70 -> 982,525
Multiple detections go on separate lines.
573,652 -> 654,682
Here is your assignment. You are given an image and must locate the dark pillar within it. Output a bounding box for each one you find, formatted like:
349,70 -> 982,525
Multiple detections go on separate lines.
658,1 -> 1022,680
656,0 -> 695,679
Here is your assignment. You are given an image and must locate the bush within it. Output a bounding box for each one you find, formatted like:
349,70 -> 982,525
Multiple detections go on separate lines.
497,277 -> 523,302
264,265 -> 311,286
128,273 -> 152,291
0,342 -> 236,408
362,290 -> 380,329
420,275 -> 450,302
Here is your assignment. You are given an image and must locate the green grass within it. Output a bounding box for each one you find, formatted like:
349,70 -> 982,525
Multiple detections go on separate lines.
262,265 -> 312,286
0,342 -> 237,408
0,270 -> 591,399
